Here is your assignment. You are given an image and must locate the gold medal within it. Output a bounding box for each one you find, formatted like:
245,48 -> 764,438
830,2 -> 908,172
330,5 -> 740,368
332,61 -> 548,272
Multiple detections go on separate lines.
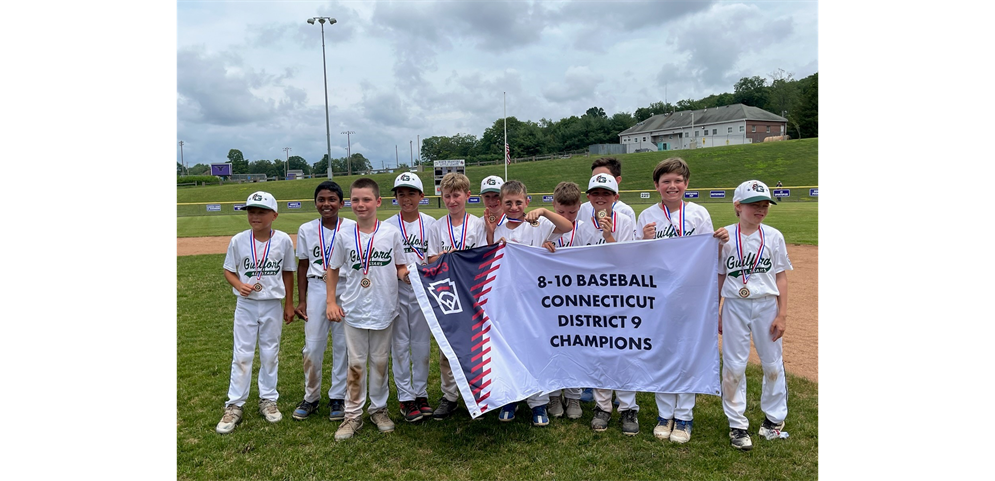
360,278 -> 372,288
253,283 -> 263,292
596,209 -> 608,219
321,271 -> 328,282
528,219 -> 539,226
738,287 -> 750,298
487,214 -> 497,223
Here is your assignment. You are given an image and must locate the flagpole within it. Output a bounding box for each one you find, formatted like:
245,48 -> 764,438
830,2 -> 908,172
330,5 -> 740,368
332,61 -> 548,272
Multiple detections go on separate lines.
504,91 -> 508,180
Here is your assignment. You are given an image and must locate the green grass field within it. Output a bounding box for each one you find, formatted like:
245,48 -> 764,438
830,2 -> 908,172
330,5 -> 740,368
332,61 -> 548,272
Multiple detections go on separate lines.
177,138 -> 818,479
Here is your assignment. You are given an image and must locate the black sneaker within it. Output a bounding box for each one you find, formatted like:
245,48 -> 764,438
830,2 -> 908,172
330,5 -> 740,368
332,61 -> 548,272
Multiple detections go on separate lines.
400,401 -> 424,422
292,399 -> 320,420
329,399 -> 345,421
620,409 -> 639,436
730,428 -> 753,451
591,406 -> 611,432
433,397 -> 458,420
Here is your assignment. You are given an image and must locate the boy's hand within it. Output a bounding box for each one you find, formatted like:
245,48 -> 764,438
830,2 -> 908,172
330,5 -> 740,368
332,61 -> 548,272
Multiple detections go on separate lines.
398,265 -> 411,285
294,302 -> 308,322
770,313 -> 786,341
642,223 -> 657,239
524,208 -> 544,223
542,240 -> 556,253
598,215 -> 613,233
326,301 -> 345,323
713,227 -> 730,243
284,304 -> 296,325
484,211 -> 499,234
237,282 -> 254,297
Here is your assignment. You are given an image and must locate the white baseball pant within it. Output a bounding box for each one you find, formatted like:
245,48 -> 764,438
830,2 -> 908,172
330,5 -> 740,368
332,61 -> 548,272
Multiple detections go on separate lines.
594,389 -> 638,412
391,283 -> 431,402
343,323 -> 394,420
301,279 -> 348,403
549,388 -> 582,400
226,297 -> 283,407
721,296 -> 787,429
655,392 -> 695,421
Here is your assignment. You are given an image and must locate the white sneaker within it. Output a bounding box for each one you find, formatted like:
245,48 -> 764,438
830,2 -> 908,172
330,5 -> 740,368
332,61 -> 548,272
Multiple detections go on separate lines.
565,398 -> 583,419
653,417 -> 674,440
730,428 -> 753,451
258,399 -> 282,423
216,405 -> 243,434
335,417 -> 364,440
758,417 -> 786,439
370,409 -> 395,433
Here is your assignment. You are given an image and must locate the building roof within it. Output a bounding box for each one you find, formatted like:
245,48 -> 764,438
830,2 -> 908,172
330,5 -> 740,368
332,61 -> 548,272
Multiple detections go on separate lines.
619,104 -> 786,137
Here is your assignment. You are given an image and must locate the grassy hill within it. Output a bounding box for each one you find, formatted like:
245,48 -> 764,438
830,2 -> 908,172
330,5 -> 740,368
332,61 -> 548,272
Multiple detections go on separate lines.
177,139 -> 818,203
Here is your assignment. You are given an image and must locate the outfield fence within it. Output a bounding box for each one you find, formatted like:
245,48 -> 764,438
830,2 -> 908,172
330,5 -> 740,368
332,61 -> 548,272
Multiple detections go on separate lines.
177,186 -> 818,217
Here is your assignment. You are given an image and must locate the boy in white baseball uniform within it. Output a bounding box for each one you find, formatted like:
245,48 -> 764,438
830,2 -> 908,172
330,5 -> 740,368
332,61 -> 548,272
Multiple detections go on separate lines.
385,172 -> 437,422
425,172 -> 488,420
719,180 -> 792,451
489,180 -> 572,427
540,181 -> 596,420
479,175 -> 505,241
635,157 -> 729,444
326,178 -> 411,440
577,157 -> 637,231
579,174 -> 641,435
291,181 -> 355,422
216,191 -> 296,434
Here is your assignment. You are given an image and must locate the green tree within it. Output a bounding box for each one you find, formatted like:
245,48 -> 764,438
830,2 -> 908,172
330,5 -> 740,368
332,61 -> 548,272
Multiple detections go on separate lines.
288,155 -> 309,174
634,101 -> 674,122
248,159 -> 277,177
767,68 -> 797,119
188,163 -> 210,175
733,76 -> 769,108
177,162 -> 184,175
314,155 -> 329,177
676,98 -> 704,111
227,149 -> 248,174
793,72 -> 818,138
348,153 -> 373,173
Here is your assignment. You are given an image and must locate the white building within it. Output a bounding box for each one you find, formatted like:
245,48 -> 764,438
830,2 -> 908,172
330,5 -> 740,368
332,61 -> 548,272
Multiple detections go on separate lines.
618,104 -> 788,153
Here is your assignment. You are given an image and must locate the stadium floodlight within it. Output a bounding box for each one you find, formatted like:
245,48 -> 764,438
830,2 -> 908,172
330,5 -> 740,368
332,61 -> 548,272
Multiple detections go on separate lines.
307,16 -> 338,179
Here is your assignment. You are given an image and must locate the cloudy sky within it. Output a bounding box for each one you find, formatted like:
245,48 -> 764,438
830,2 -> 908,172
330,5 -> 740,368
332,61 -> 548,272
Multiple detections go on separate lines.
177,0 -> 818,171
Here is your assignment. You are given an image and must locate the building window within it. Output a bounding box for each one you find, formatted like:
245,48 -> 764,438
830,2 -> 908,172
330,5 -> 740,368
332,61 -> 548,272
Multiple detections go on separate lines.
780,125 -> 784,133
712,129 -> 717,135
740,126 -> 745,132
695,131 -> 700,137
703,129 -> 707,136
642,137 -> 647,142
752,125 -> 756,132
728,127 -> 732,133
766,126 -> 770,133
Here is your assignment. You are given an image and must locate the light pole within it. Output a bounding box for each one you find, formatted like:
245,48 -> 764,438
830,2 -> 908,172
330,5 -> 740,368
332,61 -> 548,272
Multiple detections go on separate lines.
341,130 -> 355,176
178,140 -> 186,175
307,16 -> 337,179
283,147 -> 291,179
409,140 -> 413,166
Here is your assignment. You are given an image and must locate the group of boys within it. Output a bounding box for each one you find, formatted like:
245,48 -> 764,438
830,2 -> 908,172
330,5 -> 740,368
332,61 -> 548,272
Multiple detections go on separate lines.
214,156 -> 792,451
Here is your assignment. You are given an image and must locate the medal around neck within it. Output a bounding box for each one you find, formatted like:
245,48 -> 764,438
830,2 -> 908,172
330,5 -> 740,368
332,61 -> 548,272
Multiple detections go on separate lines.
738,287 -> 750,298
360,278 -> 372,288
253,283 -> 263,292
596,209 -> 608,219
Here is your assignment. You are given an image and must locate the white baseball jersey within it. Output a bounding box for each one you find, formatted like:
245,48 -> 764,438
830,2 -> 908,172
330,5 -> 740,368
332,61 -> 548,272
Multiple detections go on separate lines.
223,229 -> 296,299
579,199 -> 636,224
296,217 -> 358,292
385,212 -> 437,266
548,219 -> 597,248
426,213 -> 487,257
719,223 -> 793,299
576,211 -> 636,245
493,216 -> 557,247
635,202 -> 713,240
328,221 -> 407,330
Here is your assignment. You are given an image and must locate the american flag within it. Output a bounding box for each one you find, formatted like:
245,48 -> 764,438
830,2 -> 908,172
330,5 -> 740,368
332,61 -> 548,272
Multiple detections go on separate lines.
505,142 -> 510,165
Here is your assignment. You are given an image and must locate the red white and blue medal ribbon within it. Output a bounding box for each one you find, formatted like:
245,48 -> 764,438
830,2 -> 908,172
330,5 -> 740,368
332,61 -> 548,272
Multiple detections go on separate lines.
447,212 -> 468,251
735,224 -> 765,286
494,213 -> 508,226
663,201 -> 685,237
397,214 -> 425,261
558,222 -> 577,247
250,230 -> 272,288
355,220 -> 380,278
592,211 -> 617,233
319,218 -> 341,275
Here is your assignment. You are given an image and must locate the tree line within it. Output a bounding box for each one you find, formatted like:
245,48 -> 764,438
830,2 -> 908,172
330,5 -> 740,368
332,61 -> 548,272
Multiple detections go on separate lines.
179,70 -> 817,176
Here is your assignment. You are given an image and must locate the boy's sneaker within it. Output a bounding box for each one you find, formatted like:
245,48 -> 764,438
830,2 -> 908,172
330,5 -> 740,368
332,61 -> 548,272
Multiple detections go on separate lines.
216,405 -> 243,434
759,417 -> 785,439
416,396 -> 434,416
292,399 -> 319,420
547,396 -> 565,418
258,399 -> 282,423
671,419 -> 693,443
531,405 -> 550,427
334,417 -> 363,440
399,401 -> 424,422
580,388 -> 594,403
328,399 -> 345,421
498,403 -> 517,422
370,408 -> 395,433
620,409 -> 639,436
565,398 -> 583,419
433,397 -> 458,420
591,406 -> 611,432
653,417 -> 674,440
730,428 -> 753,451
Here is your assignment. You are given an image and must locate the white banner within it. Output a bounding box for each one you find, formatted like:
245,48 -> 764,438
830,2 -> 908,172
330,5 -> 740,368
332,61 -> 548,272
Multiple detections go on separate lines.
411,235 -> 721,418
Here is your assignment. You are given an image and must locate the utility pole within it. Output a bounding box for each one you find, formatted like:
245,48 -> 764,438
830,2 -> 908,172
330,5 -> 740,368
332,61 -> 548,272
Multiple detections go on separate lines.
283,147 -> 291,179
396,145 -> 399,169
416,134 -> 420,165
341,131 -> 355,176
178,140 -> 186,175
409,140 -> 413,166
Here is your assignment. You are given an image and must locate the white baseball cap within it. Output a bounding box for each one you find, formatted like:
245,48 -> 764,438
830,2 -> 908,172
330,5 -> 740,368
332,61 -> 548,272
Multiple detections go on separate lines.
245,191 -> 278,212
392,172 -> 424,193
587,173 -> 618,193
480,175 -> 504,194
733,180 -> 777,205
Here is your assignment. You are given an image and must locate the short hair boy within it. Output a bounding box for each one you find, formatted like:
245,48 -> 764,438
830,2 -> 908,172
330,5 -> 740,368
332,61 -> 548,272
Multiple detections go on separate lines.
290,181 -> 355,422
577,157 -> 637,230
425,172 -> 488,420
719,180 -> 792,451
216,191 -> 296,434
385,173 -> 437,422
635,157 -> 729,444
576,174 -> 636,246
325,178 -> 411,440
